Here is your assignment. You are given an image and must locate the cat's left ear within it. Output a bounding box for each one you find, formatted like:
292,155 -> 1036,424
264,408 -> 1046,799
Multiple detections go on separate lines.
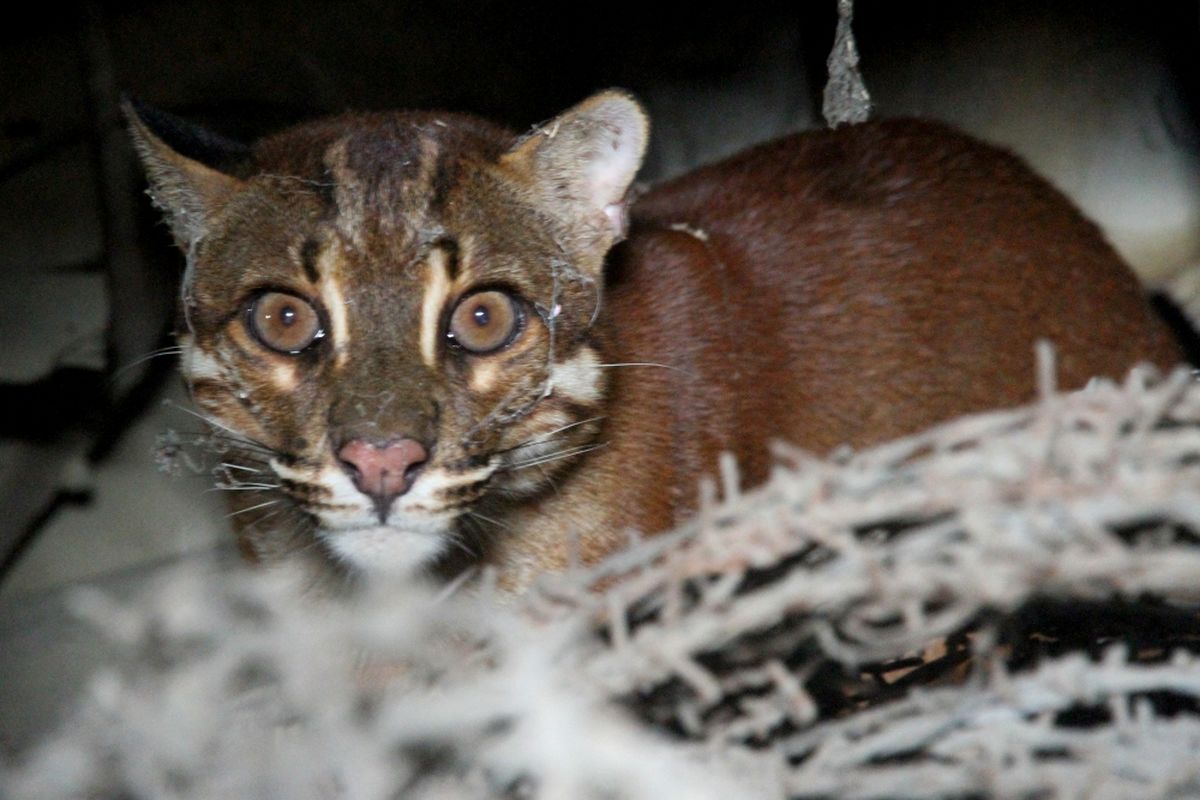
504,90 -> 649,261
123,97 -> 249,252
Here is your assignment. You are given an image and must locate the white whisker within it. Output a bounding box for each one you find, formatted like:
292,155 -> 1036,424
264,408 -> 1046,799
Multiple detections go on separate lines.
525,415 -> 605,444
433,568 -> 477,604
114,346 -> 184,376
163,399 -> 261,444
595,361 -> 696,377
464,510 -> 512,531
207,437 -> 274,457
220,462 -> 263,474
507,441 -> 608,471
209,484 -> 281,492
442,530 -> 479,560
245,506 -> 290,527
534,462 -> 561,497
225,499 -> 282,518
497,416 -> 606,457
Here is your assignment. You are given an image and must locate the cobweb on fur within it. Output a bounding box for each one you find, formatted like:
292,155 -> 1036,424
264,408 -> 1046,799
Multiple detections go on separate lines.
5,348 -> 1200,799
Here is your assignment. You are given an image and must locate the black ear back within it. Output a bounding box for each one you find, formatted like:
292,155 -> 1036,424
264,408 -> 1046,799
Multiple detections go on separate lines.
122,95 -> 251,176
123,96 -> 250,250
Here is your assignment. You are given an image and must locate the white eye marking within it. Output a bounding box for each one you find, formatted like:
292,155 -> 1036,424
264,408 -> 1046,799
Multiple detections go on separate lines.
270,362 -> 298,392
469,359 -> 502,393
420,248 -> 453,368
548,346 -> 602,403
317,247 -> 351,367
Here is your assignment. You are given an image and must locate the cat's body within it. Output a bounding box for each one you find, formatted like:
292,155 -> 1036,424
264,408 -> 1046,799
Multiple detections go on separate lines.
127,93 -> 1181,588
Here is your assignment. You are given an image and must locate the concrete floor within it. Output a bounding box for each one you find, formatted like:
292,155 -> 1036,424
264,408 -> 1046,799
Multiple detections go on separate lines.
0,380 -> 232,754
0,382 -> 228,601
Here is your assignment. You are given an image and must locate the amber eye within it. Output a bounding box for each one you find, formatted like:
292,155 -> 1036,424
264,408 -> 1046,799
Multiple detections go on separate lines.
447,290 -> 522,354
247,291 -> 323,353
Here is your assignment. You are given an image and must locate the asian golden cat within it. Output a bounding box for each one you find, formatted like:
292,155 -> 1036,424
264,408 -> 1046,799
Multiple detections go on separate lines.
125,91 -> 1181,589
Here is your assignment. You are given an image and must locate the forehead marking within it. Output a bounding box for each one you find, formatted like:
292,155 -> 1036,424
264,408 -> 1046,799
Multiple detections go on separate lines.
457,233 -> 477,281
421,248 -> 453,368
325,140 -> 366,249
317,247 -> 351,367
415,134 -> 441,198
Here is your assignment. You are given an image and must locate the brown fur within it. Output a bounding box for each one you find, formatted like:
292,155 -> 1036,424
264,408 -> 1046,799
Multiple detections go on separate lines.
126,95 -> 1182,590
476,119 -> 1182,583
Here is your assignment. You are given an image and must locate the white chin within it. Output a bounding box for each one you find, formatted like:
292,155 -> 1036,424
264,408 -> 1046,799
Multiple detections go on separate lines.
319,525 -> 448,578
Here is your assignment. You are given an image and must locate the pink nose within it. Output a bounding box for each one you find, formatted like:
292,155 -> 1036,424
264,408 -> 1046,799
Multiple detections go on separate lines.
337,438 -> 429,513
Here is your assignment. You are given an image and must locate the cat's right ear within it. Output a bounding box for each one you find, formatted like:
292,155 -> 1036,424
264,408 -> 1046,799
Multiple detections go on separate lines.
502,90 -> 649,262
122,97 -> 249,251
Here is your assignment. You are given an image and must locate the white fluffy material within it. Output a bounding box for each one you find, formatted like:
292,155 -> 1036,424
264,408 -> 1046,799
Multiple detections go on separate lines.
6,355 -> 1200,799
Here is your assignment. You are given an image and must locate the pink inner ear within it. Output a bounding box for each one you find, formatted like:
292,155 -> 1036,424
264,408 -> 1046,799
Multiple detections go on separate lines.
510,90 -> 648,240
583,122 -> 644,207
579,125 -> 642,240
574,95 -> 647,224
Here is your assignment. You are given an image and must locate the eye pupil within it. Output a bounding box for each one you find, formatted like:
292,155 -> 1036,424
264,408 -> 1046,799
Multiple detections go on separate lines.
248,292 -> 322,354
449,290 -> 521,354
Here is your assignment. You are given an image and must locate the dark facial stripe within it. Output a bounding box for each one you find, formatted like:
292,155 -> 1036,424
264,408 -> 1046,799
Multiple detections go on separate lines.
189,378 -> 250,415
300,238 -> 320,282
429,153 -> 454,213
279,478 -> 332,500
438,237 -> 460,279
316,164 -> 339,213
189,377 -> 227,399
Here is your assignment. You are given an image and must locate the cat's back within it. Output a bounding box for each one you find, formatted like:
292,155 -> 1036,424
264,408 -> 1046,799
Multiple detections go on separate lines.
612,118 -> 1181,455
632,117 -> 1141,285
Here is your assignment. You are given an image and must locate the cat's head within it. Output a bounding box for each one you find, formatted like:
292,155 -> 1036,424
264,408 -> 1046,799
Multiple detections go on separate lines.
126,92 -> 648,578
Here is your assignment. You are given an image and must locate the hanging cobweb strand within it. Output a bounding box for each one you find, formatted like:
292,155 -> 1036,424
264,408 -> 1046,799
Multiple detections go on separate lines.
823,0 -> 872,127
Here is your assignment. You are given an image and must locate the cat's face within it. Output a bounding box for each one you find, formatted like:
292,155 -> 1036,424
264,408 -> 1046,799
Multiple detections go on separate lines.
127,94 -> 647,577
